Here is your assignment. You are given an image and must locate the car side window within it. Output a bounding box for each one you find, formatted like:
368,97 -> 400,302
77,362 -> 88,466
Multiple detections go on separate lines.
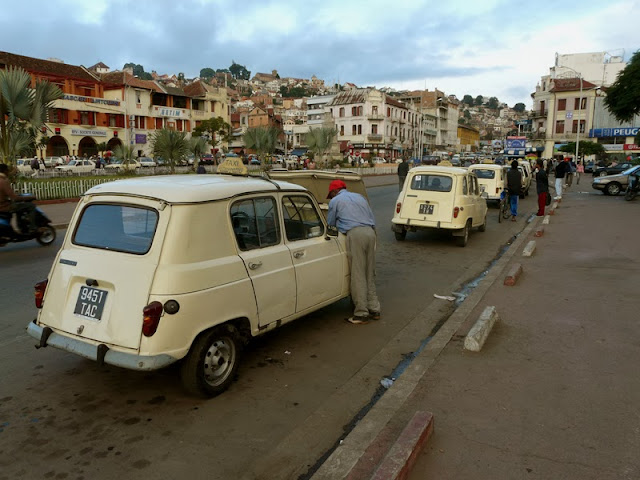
462,176 -> 468,195
230,197 -> 280,251
282,195 -> 324,241
473,176 -> 480,195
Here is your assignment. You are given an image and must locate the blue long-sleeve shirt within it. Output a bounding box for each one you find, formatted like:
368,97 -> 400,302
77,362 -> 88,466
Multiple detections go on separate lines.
327,190 -> 375,234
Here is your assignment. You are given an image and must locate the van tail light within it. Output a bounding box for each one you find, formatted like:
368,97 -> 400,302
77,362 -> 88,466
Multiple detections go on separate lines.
496,187 -> 500,194
142,301 -> 163,337
34,280 -> 48,308
396,202 -> 402,214
453,207 -> 460,218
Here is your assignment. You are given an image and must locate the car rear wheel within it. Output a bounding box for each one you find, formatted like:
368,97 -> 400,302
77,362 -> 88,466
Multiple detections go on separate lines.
394,230 -> 406,241
456,221 -> 470,247
599,171 -> 608,177
605,182 -> 621,196
181,324 -> 242,397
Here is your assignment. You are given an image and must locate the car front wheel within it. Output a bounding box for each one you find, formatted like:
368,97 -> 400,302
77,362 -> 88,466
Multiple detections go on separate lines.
605,182 -> 621,196
181,324 -> 242,397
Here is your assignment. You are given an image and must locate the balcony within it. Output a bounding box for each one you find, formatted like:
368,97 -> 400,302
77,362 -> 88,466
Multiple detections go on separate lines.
368,114 -> 384,121
531,109 -> 549,118
367,134 -> 383,142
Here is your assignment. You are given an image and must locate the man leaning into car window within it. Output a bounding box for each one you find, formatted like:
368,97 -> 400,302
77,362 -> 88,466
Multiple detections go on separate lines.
327,180 -> 381,325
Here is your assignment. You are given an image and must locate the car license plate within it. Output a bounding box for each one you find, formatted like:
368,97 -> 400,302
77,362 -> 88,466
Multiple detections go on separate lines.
419,204 -> 434,215
74,286 -> 108,321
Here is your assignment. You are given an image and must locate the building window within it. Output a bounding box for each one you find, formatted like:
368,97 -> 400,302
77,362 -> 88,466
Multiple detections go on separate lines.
135,116 -> 145,129
358,106 -> 363,116
352,125 -> 357,135
155,118 -> 163,129
558,99 -> 566,111
339,107 -> 345,117
351,106 -> 356,116
387,107 -> 391,117
358,124 -> 362,135
80,111 -> 95,126
556,120 -> 564,134
136,91 -> 141,104
340,125 -> 344,136
581,97 -> 587,110
372,124 -> 378,134
372,106 -> 378,115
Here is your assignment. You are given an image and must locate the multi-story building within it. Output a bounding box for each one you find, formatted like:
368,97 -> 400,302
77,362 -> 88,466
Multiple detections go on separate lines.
307,94 -> 336,127
457,124 -> 480,152
328,89 -> 420,160
183,80 -> 230,152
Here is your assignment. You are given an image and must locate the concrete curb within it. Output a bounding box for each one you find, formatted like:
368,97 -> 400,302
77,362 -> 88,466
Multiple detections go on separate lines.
548,208 -> 555,215
312,215 -> 541,480
503,263 -> 523,285
464,306 -> 499,352
542,215 -> 550,225
522,240 -> 536,257
369,411 -> 434,480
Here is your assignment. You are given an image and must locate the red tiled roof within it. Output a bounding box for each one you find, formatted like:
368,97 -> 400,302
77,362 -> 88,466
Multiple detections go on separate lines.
385,95 -> 406,109
328,90 -> 366,106
101,71 -> 164,92
0,50 -> 98,82
89,61 -> 109,70
550,78 -> 598,92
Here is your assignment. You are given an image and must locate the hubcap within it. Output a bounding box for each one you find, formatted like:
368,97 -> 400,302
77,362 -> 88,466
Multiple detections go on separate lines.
609,184 -> 620,195
39,228 -> 55,243
203,338 -> 235,387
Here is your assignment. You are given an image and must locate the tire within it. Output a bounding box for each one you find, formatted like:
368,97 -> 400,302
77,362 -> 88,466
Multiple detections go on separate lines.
456,221 -> 470,247
501,199 -> 511,220
478,214 -> 487,232
181,324 -> 242,397
394,230 -> 406,241
599,171 -> 608,177
36,226 -> 56,246
605,182 -> 621,196
625,189 -> 637,201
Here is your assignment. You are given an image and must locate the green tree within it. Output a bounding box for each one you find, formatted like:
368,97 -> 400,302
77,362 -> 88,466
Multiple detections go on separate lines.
96,142 -> 108,157
305,126 -> 337,167
188,136 -> 208,170
558,141 -> 605,158
513,102 -> 526,112
604,50 -> 640,144
458,118 -> 466,125
193,117 -> 231,149
487,97 -> 499,109
463,109 -> 472,119
200,67 -> 215,79
112,144 -> 137,172
0,66 -> 63,165
474,95 -> 484,106
229,61 -> 251,80
462,94 -> 474,106
243,126 -> 281,162
150,129 -> 190,174
123,63 -> 153,80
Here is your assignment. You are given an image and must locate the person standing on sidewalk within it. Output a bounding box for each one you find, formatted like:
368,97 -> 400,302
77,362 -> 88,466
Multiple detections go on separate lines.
535,159 -> 550,216
327,179 -> 381,324
554,158 -> 569,199
566,158 -> 577,187
397,157 -> 409,191
506,160 -> 522,221
576,160 -> 584,185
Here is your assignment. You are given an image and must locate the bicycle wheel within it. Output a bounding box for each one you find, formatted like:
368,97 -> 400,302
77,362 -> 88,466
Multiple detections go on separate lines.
498,199 -> 503,223
501,195 -> 512,220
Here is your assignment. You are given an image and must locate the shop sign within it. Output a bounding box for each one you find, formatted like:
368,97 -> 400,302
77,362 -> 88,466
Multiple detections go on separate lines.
154,106 -> 188,119
602,144 -> 624,151
135,134 -> 147,144
63,94 -> 120,106
71,128 -> 107,137
506,136 -> 526,148
624,144 -> 639,150
589,127 -> 639,138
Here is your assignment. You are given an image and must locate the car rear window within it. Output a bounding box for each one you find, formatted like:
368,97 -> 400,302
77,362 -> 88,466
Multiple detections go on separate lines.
410,174 -> 453,192
473,169 -> 496,179
73,204 -> 158,254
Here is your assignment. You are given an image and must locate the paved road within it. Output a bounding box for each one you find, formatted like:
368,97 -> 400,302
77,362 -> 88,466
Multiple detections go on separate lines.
0,183 -> 539,480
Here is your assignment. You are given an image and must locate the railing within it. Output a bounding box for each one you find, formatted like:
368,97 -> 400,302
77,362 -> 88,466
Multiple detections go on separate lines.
367,114 -> 384,121
531,109 -> 549,118
367,134 -> 383,141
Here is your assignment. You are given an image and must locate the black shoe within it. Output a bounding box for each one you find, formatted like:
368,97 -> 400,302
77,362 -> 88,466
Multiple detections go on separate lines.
369,311 -> 381,320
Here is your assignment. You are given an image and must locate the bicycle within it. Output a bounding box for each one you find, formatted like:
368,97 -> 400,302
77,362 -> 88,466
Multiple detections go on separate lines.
498,190 -> 511,223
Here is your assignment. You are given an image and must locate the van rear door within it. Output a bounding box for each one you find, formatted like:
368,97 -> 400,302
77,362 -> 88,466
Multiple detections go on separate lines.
400,173 -> 455,224
39,198 -> 168,350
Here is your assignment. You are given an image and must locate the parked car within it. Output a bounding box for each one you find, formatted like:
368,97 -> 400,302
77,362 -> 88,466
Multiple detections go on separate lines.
371,157 -> 386,164
200,154 -> 215,165
137,157 -> 157,167
55,159 -> 95,174
392,165 -> 488,247
27,168 -> 352,397
593,163 -> 633,177
421,155 -> 440,165
43,156 -> 65,167
591,165 -> 640,195
468,164 -> 506,203
105,159 -> 140,171
584,161 -> 595,174
16,158 -> 33,175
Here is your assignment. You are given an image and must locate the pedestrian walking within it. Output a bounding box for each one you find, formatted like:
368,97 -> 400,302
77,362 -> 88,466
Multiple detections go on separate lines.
535,159 -> 550,216
566,158 -> 577,187
397,157 -> 409,191
30,156 -> 40,177
576,160 -> 584,185
506,160 -> 522,221
327,179 -> 380,324
554,158 -> 569,199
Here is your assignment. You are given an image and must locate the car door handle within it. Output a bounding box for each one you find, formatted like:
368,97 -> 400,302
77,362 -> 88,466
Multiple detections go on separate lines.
248,261 -> 262,270
293,251 -> 304,258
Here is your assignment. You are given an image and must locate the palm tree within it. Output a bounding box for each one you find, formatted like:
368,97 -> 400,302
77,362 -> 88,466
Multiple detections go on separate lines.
305,126 -> 337,167
97,142 -> 108,158
150,128 -> 189,173
0,66 -> 63,165
243,126 -> 281,163
112,144 -> 136,171
188,136 -> 208,170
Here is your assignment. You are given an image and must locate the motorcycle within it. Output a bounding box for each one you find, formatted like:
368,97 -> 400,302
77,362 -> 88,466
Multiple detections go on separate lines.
625,173 -> 640,201
0,194 -> 56,247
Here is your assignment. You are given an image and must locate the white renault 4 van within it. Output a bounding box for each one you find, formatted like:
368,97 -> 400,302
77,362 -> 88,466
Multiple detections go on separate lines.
468,164 -> 506,203
27,167 -> 351,397
391,166 -> 488,247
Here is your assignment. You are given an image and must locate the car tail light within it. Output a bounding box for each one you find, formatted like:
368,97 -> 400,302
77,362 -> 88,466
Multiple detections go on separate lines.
396,202 -> 402,214
142,301 -> 163,337
453,207 -> 460,218
34,280 -> 48,308
496,187 -> 500,194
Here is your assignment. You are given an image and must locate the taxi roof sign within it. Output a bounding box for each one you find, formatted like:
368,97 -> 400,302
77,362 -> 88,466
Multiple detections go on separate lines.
217,157 -> 248,175
438,160 -> 453,167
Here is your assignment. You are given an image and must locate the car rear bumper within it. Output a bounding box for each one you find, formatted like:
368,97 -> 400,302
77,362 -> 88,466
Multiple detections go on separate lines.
27,320 -> 178,371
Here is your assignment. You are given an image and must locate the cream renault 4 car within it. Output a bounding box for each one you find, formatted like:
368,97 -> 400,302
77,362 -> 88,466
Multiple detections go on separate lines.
468,164 -> 505,204
391,165 -> 488,247
27,163 -> 351,397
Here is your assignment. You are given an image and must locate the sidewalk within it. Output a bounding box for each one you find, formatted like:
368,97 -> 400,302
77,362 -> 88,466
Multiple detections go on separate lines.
37,174 -> 398,229
314,188 -> 640,479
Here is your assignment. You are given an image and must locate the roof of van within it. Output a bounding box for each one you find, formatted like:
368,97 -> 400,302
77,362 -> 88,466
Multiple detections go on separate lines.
409,166 -> 468,175
468,164 -> 503,170
85,174 -> 306,203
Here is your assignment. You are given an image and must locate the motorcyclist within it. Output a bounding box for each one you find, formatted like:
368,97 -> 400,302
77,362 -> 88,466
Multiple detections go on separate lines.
0,163 -> 37,238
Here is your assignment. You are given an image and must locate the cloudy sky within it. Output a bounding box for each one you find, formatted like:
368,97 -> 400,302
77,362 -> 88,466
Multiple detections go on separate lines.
1,0 -> 637,107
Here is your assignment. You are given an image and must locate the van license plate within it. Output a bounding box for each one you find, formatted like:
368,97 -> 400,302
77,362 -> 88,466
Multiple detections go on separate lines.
419,204 -> 434,215
74,286 -> 108,321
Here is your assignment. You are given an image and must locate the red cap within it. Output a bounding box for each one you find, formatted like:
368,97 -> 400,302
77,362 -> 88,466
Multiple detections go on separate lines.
327,179 -> 347,198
